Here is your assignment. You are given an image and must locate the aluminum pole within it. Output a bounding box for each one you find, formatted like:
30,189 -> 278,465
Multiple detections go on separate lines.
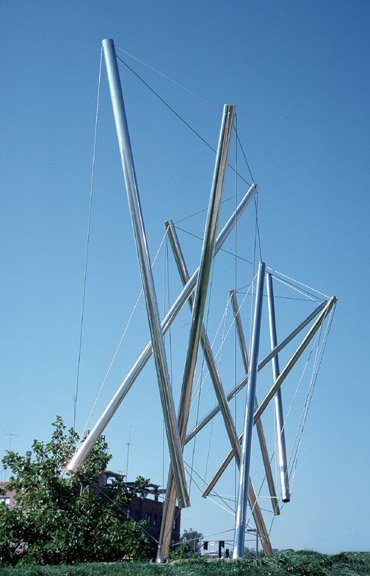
266,272 -> 290,503
230,291 -> 280,515
185,298 -> 328,444
167,221 -> 241,463
202,297 -> 336,499
180,104 -> 235,430
247,481 -> 273,556
166,221 -> 241,483
157,105 -> 235,562
66,184 -> 257,475
254,296 -> 337,424
233,261 -> 265,559
101,38 -> 188,507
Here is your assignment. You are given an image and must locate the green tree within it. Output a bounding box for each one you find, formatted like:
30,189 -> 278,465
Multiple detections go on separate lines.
170,528 -> 203,559
0,417 -> 151,565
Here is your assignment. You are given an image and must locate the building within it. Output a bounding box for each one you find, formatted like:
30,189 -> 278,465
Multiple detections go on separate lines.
0,482 -> 16,509
98,471 -> 181,551
1,472 -> 180,554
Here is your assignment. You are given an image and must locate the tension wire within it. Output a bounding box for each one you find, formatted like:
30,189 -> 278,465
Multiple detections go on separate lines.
73,47 -> 103,430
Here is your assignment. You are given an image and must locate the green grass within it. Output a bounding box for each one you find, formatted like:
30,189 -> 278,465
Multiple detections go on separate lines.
1,551 -> 369,576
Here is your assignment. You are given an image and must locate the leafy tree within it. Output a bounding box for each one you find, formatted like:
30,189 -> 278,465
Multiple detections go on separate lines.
0,417 -> 151,565
170,528 -> 203,558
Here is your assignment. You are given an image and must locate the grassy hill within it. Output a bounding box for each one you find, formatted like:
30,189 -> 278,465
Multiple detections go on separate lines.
0,551 -> 369,576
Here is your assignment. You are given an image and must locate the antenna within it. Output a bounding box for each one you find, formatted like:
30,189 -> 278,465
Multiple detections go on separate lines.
5,433 -> 18,451
4,433 -> 18,481
125,426 -> 132,480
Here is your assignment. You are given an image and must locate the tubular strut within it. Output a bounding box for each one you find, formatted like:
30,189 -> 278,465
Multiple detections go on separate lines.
66,184 -> 258,475
200,296 -> 336,499
233,262 -> 266,559
266,272 -> 290,503
157,104 -> 235,562
63,37 -> 337,564
101,38 -> 188,507
230,289 -> 280,515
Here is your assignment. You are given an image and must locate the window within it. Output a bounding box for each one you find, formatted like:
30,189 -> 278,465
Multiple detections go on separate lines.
0,497 -> 10,506
145,513 -> 152,525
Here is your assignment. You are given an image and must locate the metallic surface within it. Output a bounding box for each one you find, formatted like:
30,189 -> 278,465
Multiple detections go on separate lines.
165,220 -> 274,557
185,298 -> 328,444
230,291 -> 280,515
254,296 -> 337,424
180,104 -> 235,432
66,184 -> 257,475
200,297 -> 335,499
247,481 -> 273,557
157,105 -> 236,562
167,221 -> 241,462
233,261 -> 266,559
101,38 -> 188,507
266,273 -> 290,503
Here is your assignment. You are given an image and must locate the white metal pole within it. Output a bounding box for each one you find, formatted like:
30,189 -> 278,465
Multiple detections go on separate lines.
167,220 -> 240,463
233,261 -> 265,559
157,105 -> 235,562
101,38 -> 188,507
185,299 -> 328,444
254,297 -> 337,424
266,272 -> 290,502
66,186 -> 257,475
200,298 -> 336,498
230,290 -> 280,515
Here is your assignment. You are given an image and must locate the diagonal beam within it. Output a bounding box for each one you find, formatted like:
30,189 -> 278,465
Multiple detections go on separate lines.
266,272 -> 290,503
101,38 -> 188,506
157,104 -> 236,562
254,296 -> 337,424
66,184 -> 258,475
233,261 -> 265,559
167,220 -> 241,462
230,290 -> 280,515
163,222 -> 273,559
202,296 -> 336,497
185,298 -> 328,444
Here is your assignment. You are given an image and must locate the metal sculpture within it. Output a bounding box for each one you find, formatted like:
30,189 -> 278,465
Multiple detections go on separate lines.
66,38 -> 337,561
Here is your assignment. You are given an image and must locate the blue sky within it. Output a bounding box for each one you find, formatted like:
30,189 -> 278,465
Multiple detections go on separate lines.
1,0 -> 369,554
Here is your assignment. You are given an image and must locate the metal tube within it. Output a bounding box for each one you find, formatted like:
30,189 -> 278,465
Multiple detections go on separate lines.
233,261 -> 265,559
200,437 -> 272,556
101,38 -> 188,507
164,220 -> 242,532
254,296 -> 337,424
66,184 -> 257,475
167,221 -> 241,463
266,273 -> 290,503
201,297 -> 336,499
247,480 -> 273,556
157,105 -> 236,562
230,290 -> 249,370
180,104 -> 235,418
230,291 -> 280,515
185,298 -> 328,444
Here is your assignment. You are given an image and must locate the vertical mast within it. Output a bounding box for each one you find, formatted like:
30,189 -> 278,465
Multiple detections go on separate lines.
230,290 -> 280,515
157,104 -> 235,562
233,261 -> 266,559
66,185 -> 257,475
101,38 -> 189,508
266,272 -> 290,502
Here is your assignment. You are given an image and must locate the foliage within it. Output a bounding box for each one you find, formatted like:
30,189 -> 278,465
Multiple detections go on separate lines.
170,528 -> 203,559
0,551 -> 369,576
276,549 -> 370,576
0,417 -> 151,566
